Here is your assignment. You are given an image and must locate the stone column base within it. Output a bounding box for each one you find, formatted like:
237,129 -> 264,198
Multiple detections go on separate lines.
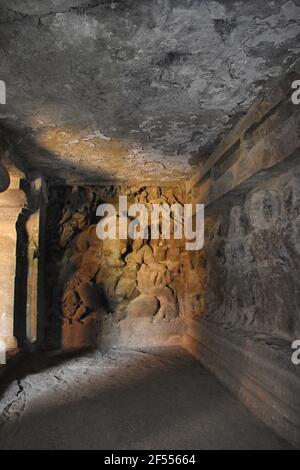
0,335 -> 18,350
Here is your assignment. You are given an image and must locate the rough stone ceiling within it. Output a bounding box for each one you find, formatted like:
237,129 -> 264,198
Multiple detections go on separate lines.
0,0 -> 299,185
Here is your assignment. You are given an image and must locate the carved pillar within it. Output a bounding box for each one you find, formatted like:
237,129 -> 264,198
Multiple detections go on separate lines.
25,175 -> 47,345
0,163 -> 26,351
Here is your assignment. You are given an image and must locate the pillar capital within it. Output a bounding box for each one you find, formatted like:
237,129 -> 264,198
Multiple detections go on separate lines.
0,158 -> 26,213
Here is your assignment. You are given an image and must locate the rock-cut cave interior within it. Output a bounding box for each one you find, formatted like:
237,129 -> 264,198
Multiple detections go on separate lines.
0,0 -> 299,451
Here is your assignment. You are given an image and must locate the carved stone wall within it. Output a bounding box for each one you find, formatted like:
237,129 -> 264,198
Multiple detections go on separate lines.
186,161 -> 300,341
45,185 -> 186,350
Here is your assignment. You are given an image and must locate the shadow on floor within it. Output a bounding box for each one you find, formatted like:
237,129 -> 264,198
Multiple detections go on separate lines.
0,346 -> 293,450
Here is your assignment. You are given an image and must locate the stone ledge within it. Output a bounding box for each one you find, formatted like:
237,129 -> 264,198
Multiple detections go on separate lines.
186,62 -> 300,211
182,318 -> 300,449
100,316 -> 183,350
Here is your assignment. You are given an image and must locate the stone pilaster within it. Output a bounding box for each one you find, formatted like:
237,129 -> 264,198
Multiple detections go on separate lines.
0,164 -> 26,351
25,175 -> 47,344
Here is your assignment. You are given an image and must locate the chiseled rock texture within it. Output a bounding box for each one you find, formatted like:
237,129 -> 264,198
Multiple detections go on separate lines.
45,185 -> 186,349
0,0 -> 299,184
186,162 -> 300,341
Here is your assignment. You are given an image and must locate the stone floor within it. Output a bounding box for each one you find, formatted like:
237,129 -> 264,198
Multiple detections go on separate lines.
0,347 -> 292,450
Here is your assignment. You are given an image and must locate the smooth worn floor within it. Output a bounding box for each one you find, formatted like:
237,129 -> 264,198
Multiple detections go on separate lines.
0,347 -> 292,449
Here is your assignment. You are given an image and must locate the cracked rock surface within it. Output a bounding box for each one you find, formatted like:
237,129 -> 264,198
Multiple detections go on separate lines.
0,0 -> 299,184
0,347 -> 292,449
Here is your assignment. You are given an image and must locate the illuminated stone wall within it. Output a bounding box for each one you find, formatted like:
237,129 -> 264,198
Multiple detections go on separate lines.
44,185 -> 187,349
185,161 -> 300,340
